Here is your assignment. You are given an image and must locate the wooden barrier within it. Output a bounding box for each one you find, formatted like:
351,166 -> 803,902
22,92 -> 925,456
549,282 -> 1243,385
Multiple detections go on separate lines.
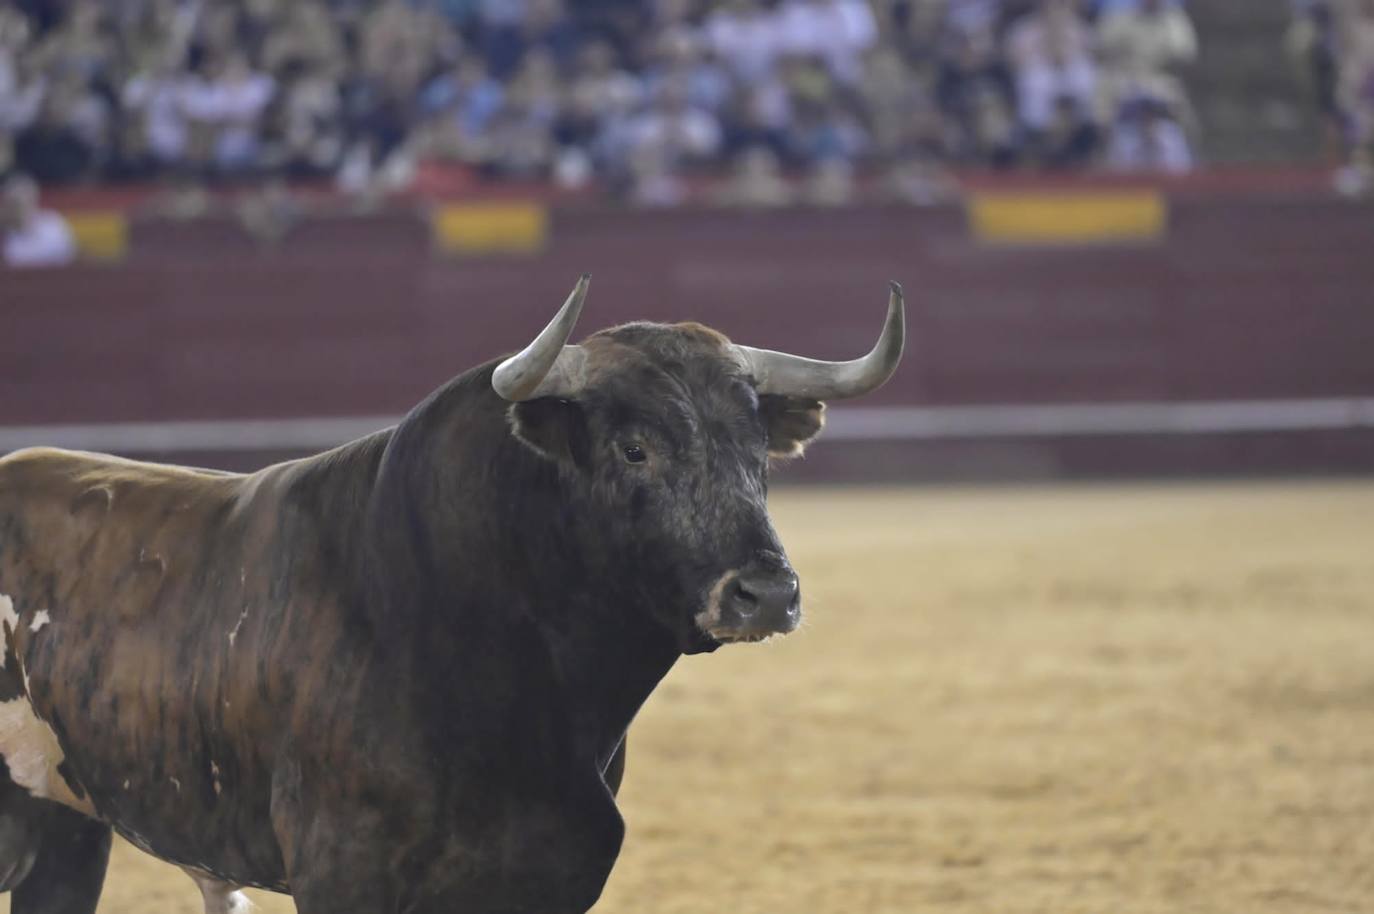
2,195 -> 1372,478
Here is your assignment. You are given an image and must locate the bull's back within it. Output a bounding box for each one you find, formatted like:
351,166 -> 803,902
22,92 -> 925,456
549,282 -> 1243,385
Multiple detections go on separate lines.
0,447 -> 246,640
0,448 -> 291,884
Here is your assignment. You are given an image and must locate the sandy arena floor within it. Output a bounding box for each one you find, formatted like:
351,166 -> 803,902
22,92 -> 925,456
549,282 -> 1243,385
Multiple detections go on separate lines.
4,482 -> 1372,913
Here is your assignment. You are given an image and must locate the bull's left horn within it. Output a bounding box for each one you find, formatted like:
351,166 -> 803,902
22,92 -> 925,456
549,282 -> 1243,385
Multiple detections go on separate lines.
492,275 -> 591,401
734,282 -> 905,400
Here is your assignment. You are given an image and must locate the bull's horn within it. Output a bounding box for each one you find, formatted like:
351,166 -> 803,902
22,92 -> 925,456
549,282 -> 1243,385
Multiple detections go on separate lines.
734,282 -> 905,400
492,275 -> 591,401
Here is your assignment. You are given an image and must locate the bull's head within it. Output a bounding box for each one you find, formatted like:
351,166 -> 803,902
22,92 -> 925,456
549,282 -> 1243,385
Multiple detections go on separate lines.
492,276 -> 904,653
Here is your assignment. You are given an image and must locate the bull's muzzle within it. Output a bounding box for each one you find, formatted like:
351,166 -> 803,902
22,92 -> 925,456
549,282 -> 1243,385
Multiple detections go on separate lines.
697,560 -> 801,644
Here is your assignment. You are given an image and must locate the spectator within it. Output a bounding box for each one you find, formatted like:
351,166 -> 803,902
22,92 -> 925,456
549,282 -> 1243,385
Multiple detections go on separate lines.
706,0 -> 783,84
720,80 -> 793,160
571,39 -> 642,119
189,4 -> 247,68
181,52 -> 275,174
942,0 -> 1005,40
0,48 -> 46,143
935,21 -> 1016,160
420,55 -> 505,166
1106,92 -> 1193,172
1032,91 -> 1101,167
473,50 -> 560,178
880,0 -> 946,62
551,40 -> 638,177
802,156 -> 856,205
786,93 -> 869,165
626,137 -> 687,206
1334,0 -> 1374,194
1007,0 -> 1099,138
775,0 -> 879,85
481,0 -> 580,81
268,59 -> 345,176
237,175 -> 301,242
643,28 -> 731,115
859,45 -> 923,161
714,145 -> 794,207
1097,0 -> 1198,115
618,76 -> 723,172
0,3 -> 32,104
260,1 -> 345,75
889,99 -> 955,179
31,0 -> 110,84
359,1 -> 425,78
337,36 -> 427,193
121,53 -> 191,167
1287,1 -> 1343,159
969,81 -> 1021,167
882,151 -> 959,205
118,0 -> 196,78
13,80 -> 99,183
2,173 -> 76,267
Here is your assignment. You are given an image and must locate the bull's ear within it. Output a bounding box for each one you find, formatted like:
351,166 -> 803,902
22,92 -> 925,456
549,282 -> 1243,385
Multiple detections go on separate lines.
508,399 -> 589,466
759,395 -> 825,459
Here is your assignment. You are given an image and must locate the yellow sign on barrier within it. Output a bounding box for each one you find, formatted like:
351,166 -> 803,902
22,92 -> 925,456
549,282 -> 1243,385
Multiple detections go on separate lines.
432,202 -> 548,255
65,211 -> 128,260
967,191 -> 1167,245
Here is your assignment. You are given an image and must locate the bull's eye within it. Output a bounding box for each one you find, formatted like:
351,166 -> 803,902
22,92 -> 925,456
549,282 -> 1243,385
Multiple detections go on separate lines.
622,444 -> 647,464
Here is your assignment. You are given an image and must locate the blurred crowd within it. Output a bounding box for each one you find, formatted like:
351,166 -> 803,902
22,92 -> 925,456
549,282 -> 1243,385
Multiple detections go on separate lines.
1288,0 -> 1374,194
0,0 -> 1209,205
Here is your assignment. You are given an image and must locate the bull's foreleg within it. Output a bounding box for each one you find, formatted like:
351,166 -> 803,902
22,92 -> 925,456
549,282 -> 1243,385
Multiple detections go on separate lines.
10,804 -> 110,914
279,790 -> 625,914
0,776 -> 43,892
271,778 -> 406,914
276,811 -> 406,914
181,868 -> 252,914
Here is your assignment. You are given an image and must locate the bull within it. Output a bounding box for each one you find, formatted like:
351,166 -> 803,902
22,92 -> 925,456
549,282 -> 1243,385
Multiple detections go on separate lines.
0,277 -> 904,913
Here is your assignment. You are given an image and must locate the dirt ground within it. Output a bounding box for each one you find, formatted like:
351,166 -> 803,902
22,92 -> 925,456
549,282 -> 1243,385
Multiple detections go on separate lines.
5,482 -> 1372,914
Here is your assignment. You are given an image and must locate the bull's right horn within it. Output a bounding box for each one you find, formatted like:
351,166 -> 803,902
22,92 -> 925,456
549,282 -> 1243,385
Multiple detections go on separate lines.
492,275 -> 591,401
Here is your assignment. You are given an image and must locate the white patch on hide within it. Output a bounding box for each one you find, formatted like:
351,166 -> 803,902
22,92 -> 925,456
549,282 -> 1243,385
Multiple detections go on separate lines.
693,571 -> 736,635
29,610 -> 50,632
0,594 -> 17,668
0,593 -> 92,812
211,760 -> 222,796
227,606 -> 249,647
183,867 -> 252,914
227,569 -> 251,648
0,692 -> 96,815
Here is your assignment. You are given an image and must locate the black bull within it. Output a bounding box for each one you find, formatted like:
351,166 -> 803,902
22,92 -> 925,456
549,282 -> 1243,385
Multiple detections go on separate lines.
0,280 -> 904,913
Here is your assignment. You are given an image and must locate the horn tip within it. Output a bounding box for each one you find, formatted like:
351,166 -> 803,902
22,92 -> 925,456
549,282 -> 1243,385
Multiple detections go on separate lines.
580,272 -> 592,282
888,280 -> 902,296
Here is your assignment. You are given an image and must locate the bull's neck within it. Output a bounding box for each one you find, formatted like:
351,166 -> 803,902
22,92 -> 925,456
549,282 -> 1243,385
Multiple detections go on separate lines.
467,440 -> 683,768
527,587 -> 682,769
365,366 -> 682,769
274,425 -> 393,596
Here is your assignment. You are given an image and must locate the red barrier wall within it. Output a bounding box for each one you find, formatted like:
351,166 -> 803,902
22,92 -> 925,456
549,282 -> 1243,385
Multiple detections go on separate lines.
3,197 -> 1373,478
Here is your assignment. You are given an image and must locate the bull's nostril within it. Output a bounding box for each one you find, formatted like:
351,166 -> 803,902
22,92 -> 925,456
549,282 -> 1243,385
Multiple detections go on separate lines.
730,580 -> 759,609
729,572 -> 797,616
